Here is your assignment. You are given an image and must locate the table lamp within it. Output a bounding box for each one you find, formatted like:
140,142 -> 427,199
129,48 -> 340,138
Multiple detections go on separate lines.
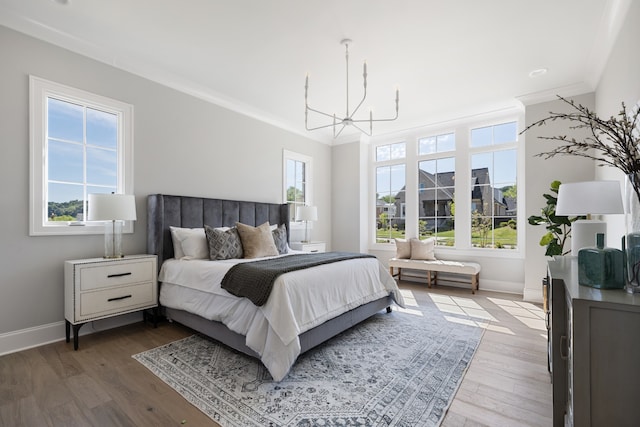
88,193 -> 137,258
297,205 -> 318,243
555,181 -> 624,255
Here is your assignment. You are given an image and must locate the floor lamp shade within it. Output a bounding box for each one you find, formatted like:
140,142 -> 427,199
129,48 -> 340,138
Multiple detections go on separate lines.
297,205 -> 318,243
556,181 -> 624,254
88,194 -> 137,258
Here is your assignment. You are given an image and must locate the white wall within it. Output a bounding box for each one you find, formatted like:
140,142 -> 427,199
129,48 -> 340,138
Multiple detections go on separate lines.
0,25 -> 331,352
595,0 -> 640,243
522,93 -> 597,301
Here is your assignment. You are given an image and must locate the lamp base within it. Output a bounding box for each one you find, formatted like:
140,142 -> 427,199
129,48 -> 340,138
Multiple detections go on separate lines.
571,220 -> 606,255
104,220 -> 124,258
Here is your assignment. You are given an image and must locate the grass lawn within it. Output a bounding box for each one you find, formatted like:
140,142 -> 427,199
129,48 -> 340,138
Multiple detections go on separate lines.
377,226 -> 517,248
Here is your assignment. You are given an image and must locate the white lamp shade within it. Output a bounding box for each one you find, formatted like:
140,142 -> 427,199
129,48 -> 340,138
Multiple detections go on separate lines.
556,181 -> 624,216
297,205 -> 318,221
88,194 -> 137,221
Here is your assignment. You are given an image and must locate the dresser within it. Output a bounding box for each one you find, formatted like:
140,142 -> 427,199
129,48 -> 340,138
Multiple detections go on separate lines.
64,254 -> 158,350
548,256 -> 640,427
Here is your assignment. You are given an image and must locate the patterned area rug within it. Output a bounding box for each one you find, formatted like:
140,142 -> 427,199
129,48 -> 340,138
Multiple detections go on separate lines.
133,301 -> 485,427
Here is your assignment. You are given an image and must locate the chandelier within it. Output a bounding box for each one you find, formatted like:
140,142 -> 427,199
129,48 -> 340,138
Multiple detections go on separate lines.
305,39 -> 399,138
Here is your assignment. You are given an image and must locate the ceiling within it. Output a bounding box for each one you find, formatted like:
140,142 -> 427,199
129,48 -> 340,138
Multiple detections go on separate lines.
0,0 -> 631,144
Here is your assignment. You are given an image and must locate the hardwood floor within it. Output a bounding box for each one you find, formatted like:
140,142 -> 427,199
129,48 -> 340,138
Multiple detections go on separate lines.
0,283 -> 552,426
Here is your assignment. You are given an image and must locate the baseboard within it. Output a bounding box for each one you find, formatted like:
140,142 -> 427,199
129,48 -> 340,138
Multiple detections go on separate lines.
523,287 -> 543,303
0,312 -> 143,356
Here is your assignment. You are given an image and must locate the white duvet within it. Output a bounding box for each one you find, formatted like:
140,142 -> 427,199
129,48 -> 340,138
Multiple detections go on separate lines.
158,253 -> 404,381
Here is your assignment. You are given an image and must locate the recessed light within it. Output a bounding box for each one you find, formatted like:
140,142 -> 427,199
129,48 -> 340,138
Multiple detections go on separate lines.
52,0 -> 70,5
529,68 -> 548,78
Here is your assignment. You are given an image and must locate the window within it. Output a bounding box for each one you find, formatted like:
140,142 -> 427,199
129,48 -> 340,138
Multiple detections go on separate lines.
375,142 -> 406,243
470,122 -> 517,249
283,150 -> 312,222
370,115 -> 521,252
417,133 -> 456,246
29,76 -> 134,236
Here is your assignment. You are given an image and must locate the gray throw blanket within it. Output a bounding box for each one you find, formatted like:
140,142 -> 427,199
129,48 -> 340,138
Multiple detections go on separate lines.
221,252 -> 375,306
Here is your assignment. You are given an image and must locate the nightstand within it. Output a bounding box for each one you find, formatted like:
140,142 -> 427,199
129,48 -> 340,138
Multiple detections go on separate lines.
290,241 -> 326,253
64,254 -> 158,350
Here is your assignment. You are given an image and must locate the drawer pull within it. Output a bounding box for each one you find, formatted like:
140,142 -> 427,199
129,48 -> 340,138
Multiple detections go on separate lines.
108,294 -> 132,302
310,250 -> 319,253
560,335 -> 569,360
107,272 -> 132,278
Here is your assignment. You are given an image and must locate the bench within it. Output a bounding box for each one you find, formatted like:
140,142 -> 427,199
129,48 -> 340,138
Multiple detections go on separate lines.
388,258 -> 481,294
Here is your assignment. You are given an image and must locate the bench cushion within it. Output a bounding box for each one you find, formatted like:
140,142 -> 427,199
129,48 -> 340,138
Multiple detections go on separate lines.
388,258 -> 481,275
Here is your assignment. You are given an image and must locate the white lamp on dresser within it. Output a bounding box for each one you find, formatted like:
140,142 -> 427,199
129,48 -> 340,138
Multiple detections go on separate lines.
556,181 -> 624,255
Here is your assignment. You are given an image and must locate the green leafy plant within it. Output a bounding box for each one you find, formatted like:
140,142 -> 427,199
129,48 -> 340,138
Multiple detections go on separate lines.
528,180 -> 584,256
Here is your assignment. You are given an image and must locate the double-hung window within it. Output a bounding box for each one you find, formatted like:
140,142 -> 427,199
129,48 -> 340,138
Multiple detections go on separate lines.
283,150 -> 312,222
29,76 -> 134,236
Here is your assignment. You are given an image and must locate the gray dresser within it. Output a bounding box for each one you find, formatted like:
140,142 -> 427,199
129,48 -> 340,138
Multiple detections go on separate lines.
548,256 -> 640,427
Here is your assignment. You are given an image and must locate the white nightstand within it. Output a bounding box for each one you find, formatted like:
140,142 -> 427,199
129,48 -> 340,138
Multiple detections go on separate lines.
290,241 -> 326,253
64,254 -> 158,350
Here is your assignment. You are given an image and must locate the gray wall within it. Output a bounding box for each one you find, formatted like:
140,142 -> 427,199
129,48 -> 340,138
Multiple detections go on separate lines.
0,26 -> 330,340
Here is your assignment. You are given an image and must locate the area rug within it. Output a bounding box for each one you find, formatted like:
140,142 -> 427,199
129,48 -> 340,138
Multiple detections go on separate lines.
133,303 -> 485,427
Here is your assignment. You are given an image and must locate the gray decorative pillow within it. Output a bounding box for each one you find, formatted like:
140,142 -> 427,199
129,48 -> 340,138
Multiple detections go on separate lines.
236,221 -> 279,259
272,224 -> 288,255
204,225 -> 244,260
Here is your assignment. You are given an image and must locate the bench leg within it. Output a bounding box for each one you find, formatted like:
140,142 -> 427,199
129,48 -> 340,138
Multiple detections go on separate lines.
427,270 -> 432,288
472,273 -> 479,294
433,271 -> 438,287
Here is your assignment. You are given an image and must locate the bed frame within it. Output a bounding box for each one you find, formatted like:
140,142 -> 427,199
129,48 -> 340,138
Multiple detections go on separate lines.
147,194 -> 393,358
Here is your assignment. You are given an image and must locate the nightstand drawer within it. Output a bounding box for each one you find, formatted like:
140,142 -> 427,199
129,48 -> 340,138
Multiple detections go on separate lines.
79,282 -> 155,320
79,258 -> 155,291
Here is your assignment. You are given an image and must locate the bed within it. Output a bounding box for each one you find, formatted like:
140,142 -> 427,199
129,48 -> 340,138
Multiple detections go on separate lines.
147,194 -> 404,381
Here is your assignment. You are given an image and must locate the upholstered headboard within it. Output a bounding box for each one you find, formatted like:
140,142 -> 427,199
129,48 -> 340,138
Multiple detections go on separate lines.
147,194 -> 290,270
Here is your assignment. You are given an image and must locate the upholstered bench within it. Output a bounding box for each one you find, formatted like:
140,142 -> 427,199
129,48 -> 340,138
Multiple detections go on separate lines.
388,258 -> 481,294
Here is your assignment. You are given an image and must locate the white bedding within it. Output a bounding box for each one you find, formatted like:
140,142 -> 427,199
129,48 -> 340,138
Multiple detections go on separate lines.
159,253 -> 404,381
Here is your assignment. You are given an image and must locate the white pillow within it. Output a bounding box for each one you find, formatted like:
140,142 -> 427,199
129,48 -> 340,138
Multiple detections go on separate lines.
169,226 -> 208,260
410,237 -> 437,260
394,238 -> 411,259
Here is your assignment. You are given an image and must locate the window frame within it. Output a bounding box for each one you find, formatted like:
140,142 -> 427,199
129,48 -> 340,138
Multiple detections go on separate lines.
29,76 -> 134,236
282,150 -> 313,227
369,111 -> 523,256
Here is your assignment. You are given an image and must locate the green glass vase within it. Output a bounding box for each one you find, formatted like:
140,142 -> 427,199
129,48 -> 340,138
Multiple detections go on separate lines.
578,233 -> 624,289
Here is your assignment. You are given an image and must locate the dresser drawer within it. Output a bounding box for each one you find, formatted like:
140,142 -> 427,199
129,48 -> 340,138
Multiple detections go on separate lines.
78,258 -> 155,291
78,282 -> 155,321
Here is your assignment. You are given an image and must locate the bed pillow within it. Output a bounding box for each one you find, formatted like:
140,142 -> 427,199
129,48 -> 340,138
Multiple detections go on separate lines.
394,238 -> 411,259
272,224 -> 288,255
410,237 -> 437,260
169,226 -> 208,260
204,225 -> 244,260
236,221 -> 279,259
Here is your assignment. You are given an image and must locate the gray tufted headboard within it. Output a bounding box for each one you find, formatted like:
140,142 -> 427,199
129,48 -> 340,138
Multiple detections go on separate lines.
147,194 -> 290,270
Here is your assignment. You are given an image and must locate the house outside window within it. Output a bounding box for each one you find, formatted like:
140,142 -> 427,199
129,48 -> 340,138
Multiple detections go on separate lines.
417,133 -> 456,246
370,114 -> 520,252
29,76 -> 133,236
470,122 -> 518,249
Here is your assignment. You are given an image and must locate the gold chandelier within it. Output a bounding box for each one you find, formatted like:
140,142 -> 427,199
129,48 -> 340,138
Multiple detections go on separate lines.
305,39 -> 399,138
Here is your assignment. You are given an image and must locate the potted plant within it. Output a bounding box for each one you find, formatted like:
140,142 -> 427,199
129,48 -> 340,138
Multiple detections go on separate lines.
528,180 -> 584,256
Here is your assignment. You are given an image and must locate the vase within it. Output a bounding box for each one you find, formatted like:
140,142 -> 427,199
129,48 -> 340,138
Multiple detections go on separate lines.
624,173 -> 640,293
